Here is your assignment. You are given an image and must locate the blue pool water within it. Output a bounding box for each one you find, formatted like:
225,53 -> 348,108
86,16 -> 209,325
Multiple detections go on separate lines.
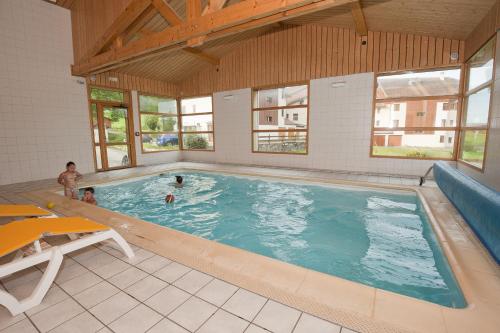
93,171 -> 466,308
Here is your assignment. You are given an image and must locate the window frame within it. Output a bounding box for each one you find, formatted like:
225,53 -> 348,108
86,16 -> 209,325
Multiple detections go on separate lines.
138,92 -> 180,154
179,94 -> 216,151
251,82 -> 310,155
458,37 -> 496,172
370,66 -> 463,161
87,85 -> 136,171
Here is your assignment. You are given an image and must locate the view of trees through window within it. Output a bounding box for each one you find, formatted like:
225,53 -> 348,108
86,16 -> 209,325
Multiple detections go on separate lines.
180,96 -> 214,151
252,84 -> 309,154
372,68 -> 461,159
139,94 -> 179,152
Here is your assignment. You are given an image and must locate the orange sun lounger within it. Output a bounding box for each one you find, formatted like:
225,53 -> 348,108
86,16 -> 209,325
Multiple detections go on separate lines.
0,204 -> 52,217
0,217 -> 135,316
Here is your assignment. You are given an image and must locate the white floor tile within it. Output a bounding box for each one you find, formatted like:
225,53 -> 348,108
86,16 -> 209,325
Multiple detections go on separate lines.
167,297 -> 217,332
108,266 -> 148,289
197,309 -> 249,333
293,313 -> 341,333
196,278 -> 238,307
144,285 -> 190,316
92,258 -> 131,279
58,271 -> 103,295
0,307 -> 25,330
135,255 -> 171,274
48,311 -> 104,333
29,298 -> 85,332
89,292 -> 139,325
147,318 -> 189,333
124,275 -> 167,302
222,289 -> 267,321
245,324 -> 269,333
25,285 -> 69,316
173,270 -> 213,294
153,262 -> 191,283
108,304 -> 162,333
253,300 -> 301,333
0,319 -> 38,333
73,281 -> 120,309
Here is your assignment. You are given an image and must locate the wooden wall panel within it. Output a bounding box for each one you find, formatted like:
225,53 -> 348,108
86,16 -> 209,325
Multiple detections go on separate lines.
178,25 -> 464,96
87,72 -> 178,96
464,1 -> 499,61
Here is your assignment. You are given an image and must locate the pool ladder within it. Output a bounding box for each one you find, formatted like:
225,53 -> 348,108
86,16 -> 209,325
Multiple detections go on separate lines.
419,166 -> 433,186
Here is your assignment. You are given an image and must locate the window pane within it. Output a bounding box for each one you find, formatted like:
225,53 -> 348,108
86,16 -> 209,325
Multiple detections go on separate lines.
253,131 -> 307,154
376,69 -> 461,99
103,107 -> 128,143
459,130 -> 486,168
372,130 -> 456,159
463,87 -> 491,127
181,96 -> 212,114
467,38 -> 495,91
182,133 -> 214,150
181,114 -> 213,132
253,85 -> 308,108
139,95 -> 177,114
142,134 -> 179,152
140,114 -> 178,132
253,108 -> 308,130
374,99 -> 458,128
91,103 -> 99,144
95,145 -> 102,170
106,145 -> 130,168
90,88 -> 124,103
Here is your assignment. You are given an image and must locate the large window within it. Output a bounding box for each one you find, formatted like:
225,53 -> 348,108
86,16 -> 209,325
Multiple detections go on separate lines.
459,37 -> 495,170
180,96 -> 214,150
252,84 -> 309,154
372,68 -> 461,159
138,94 -> 179,152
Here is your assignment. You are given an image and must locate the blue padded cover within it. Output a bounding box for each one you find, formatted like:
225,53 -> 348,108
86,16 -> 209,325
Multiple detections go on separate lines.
433,161 -> 500,264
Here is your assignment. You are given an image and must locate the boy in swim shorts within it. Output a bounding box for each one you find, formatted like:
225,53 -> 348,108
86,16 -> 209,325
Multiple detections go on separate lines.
58,161 -> 82,199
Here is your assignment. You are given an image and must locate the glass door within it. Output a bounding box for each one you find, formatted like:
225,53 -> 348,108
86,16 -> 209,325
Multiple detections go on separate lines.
91,102 -> 133,171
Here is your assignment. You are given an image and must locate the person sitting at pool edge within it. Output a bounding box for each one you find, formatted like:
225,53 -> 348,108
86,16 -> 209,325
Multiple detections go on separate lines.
175,175 -> 183,188
81,187 -> 97,205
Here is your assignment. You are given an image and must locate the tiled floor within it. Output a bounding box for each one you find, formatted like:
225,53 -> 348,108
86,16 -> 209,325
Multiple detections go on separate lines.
0,241 -> 355,333
0,162 -> 432,333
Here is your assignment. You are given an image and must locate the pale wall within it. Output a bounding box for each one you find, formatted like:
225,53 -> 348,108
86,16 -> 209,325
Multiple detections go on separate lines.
181,73 -> 437,176
0,0 -> 93,185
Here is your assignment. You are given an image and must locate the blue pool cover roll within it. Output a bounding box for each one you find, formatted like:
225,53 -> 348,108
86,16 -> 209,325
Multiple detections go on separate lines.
433,161 -> 500,264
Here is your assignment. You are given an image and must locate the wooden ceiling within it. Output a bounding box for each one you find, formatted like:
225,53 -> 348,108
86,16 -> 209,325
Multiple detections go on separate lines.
60,0 -> 496,83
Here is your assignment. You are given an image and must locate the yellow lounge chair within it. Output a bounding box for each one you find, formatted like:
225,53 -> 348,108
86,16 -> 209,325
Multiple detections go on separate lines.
0,217 -> 135,316
0,204 -> 52,217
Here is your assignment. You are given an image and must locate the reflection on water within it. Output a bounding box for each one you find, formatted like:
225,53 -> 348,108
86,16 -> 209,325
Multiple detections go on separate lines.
95,172 -> 466,308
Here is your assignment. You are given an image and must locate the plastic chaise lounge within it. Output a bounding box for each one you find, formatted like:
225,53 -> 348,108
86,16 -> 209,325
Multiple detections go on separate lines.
0,217 -> 135,316
0,204 -> 52,218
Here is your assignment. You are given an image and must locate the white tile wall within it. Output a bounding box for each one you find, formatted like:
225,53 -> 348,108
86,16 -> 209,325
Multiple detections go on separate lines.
0,0 -> 93,185
131,91 -> 180,166
182,73 -> 436,176
457,33 -> 500,191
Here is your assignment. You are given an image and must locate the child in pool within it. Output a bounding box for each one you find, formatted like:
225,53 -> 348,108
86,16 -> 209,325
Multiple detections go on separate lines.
57,161 -> 82,199
81,187 -> 97,205
174,175 -> 183,188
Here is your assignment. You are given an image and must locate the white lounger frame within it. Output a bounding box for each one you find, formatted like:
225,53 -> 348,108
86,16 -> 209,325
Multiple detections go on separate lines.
0,229 -> 135,316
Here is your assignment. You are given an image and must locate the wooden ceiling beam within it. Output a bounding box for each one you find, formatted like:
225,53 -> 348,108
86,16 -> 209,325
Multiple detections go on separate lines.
350,1 -> 367,36
186,0 -> 202,21
85,0 -> 152,59
151,0 -> 182,25
202,0 -> 229,15
73,0 -> 356,75
183,47 -> 220,65
122,5 -> 158,40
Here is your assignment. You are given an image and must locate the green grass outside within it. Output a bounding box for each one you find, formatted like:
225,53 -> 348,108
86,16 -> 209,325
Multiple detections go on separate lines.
372,146 -> 454,159
143,143 -> 179,152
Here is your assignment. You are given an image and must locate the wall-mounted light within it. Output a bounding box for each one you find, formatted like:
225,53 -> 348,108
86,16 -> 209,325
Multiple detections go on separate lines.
109,77 -> 118,83
89,75 -> 96,82
223,95 -> 234,100
450,52 -> 459,61
331,81 -> 346,88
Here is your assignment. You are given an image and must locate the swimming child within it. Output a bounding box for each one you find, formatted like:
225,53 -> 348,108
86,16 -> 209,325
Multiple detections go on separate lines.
165,193 -> 175,203
57,161 -> 82,199
81,187 -> 97,205
174,175 -> 183,188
